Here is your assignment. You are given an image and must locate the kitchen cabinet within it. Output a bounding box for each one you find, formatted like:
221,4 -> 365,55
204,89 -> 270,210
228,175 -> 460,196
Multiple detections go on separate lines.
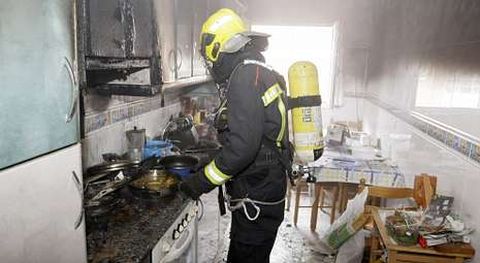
192,0 -> 209,76
0,144 -> 86,263
174,0 -> 194,79
84,0 -> 161,96
87,0 -> 125,58
0,0 -> 79,169
87,0 -> 154,58
154,0 -> 209,83
154,0 -> 176,83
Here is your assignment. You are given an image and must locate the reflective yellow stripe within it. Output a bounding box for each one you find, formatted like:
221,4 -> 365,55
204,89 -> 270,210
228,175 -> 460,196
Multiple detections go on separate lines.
261,83 -> 287,147
204,160 -> 231,185
261,83 -> 283,106
276,97 -> 287,147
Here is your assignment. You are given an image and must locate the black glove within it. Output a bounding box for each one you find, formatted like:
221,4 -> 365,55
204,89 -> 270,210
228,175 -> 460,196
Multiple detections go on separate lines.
179,174 -> 205,200
179,171 -> 217,200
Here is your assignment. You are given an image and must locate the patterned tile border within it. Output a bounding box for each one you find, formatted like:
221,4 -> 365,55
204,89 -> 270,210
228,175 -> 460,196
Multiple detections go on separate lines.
83,79 -> 211,135
356,94 -> 480,164
85,97 -> 164,134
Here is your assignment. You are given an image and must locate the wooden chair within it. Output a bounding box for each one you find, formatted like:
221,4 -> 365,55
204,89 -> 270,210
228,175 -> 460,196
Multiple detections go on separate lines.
358,178 -> 415,263
358,178 -> 415,206
292,179 -> 340,231
359,175 -> 437,263
414,173 -> 437,209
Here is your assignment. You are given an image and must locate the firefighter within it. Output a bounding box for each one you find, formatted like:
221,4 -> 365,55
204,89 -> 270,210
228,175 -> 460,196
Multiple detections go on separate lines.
179,8 -> 291,263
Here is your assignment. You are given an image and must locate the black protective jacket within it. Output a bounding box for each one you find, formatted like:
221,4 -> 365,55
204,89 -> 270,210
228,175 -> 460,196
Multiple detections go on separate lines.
193,49 -> 289,244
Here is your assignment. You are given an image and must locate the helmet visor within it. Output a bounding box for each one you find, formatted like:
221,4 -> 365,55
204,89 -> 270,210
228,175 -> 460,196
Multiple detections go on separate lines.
200,33 -> 215,60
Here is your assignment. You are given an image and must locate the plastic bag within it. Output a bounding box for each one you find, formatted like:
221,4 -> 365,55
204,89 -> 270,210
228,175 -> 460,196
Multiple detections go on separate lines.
144,140 -> 173,159
321,188 -> 369,250
335,230 -> 369,263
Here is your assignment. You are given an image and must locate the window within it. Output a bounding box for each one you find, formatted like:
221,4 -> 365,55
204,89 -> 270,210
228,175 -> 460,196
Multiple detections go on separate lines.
415,70 -> 480,109
251,25 -> 336,107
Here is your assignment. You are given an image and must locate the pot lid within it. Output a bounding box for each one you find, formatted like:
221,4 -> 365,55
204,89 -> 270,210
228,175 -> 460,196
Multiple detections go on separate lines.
86,160 -> 135,177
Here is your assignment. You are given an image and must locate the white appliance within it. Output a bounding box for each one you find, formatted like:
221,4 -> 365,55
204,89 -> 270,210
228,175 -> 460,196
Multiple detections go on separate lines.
0,144 -> 86,263
152,201 -> 199,263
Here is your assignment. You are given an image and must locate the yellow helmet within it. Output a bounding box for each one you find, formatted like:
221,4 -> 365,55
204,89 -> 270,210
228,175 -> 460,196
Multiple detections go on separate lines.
200,8 -> 250,62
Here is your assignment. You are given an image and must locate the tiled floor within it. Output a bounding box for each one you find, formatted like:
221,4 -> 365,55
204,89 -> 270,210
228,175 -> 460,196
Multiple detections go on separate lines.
197,186 -> 346,263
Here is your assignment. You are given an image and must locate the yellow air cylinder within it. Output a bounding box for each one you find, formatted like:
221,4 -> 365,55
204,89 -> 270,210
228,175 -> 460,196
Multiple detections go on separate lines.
288,61 -> 324,163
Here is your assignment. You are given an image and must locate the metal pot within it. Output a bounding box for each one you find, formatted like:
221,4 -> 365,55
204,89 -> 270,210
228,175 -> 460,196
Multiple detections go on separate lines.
128,169 -> 179,198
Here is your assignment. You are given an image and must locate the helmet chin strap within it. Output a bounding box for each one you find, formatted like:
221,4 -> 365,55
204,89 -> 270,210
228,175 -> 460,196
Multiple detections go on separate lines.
217,83 -> 228,101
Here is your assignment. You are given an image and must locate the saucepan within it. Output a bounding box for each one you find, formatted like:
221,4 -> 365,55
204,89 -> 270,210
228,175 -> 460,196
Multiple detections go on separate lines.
128,168 -> 180,198
160,155 -> 199,179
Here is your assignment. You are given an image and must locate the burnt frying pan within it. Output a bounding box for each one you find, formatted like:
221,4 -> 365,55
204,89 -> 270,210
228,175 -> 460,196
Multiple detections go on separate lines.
159,155 -> 198,169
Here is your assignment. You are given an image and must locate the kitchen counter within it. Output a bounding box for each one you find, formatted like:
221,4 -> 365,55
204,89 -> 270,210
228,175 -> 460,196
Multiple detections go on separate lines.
86,189 -> 192,263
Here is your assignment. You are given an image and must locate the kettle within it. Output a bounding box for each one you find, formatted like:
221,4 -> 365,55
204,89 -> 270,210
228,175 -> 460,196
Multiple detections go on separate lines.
162,115 -> 199,150
126,127 -> 146,162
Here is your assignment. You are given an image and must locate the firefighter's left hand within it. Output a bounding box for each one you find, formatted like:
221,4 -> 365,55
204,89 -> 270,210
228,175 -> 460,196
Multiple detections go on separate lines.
178,174 -> 204,200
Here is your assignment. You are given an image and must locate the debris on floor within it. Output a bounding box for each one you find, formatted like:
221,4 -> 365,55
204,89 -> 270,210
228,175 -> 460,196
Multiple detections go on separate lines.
197,190 -> 339,263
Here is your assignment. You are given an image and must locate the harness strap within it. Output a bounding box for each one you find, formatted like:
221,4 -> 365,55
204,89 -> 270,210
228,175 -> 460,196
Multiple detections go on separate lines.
288,95 -> 322,109
223,186 -> 286,221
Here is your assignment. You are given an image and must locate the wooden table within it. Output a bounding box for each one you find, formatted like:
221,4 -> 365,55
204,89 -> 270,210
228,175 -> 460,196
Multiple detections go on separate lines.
370,207 -> 474,263
306,148 -> 406,231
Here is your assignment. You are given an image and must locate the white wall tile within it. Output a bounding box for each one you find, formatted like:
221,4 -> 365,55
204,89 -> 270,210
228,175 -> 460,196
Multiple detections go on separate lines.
82,102 -> 182,168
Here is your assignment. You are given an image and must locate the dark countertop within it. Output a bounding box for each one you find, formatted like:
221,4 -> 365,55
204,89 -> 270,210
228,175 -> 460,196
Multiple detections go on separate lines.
86,189 -> 192,263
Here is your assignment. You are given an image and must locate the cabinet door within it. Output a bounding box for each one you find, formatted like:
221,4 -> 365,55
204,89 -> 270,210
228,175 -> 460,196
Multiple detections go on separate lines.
87,0 -> 125,57
192,0 -> 208,76
154,0 -> 176,83
0,144 -> 86,263
88,0 -> 153,58
0,0 -> 79,169
175,0 -> 193,79
130,0 -> 154,58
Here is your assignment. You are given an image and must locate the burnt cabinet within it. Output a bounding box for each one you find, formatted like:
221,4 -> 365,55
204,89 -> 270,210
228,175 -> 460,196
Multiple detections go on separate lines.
174,0 -> 193,79
154,0 -> 176,83
83,0 -> 161,96
130,0 -> 155,57
84,0 -> 210,95
87,0 -> 153,58
87,0 -> 125,58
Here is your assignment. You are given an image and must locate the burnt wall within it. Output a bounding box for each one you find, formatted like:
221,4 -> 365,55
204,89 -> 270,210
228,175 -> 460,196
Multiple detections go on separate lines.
367,0 -> 480,112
